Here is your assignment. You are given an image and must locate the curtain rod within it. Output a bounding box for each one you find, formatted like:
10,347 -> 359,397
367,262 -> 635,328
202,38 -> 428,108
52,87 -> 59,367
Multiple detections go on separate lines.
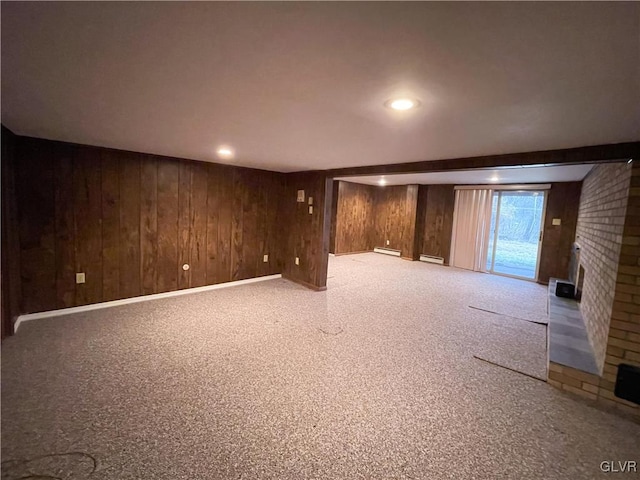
454,183 -> 551,191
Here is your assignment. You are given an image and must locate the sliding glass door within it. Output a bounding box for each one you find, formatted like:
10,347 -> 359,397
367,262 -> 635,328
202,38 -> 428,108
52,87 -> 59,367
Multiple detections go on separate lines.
486,191 -> 546,280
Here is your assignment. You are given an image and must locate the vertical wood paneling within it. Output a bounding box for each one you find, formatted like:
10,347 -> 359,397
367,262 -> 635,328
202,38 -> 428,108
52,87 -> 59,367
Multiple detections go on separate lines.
242,172 -> 260,280
329,180 -> 339,254
217,166 -> 233,284
206,164 -> 221,284
231,169 -> 244,281
10,136 -> 288,313
119,154 -> 141,299
101,150 -> 120,301
334,182 -> 447,261
177,161 -> 192,289
318,176 -> 333,286
1,127 -> 22,336
334,181 -> 376,254
156,159 -> 180,293
373,185 -> 408,252
140,157 -> 158,295
538,181 -> 582,283
256,173 -> 268,277
190,162 -> 209,287
421,184 -> 455,263
53,144 -> 77,308
17,139 -> 56,313
74,147 -> 103,306
282,172 -> 330,289
401,185 -> 419,259
334,182 -> 422,258
414,185 -> 428,261
265,173 -> 282,274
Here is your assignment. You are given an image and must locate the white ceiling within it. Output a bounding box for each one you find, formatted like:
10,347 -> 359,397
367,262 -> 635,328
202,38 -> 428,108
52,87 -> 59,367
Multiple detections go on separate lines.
2,3 -> 639,172
336,164 -> 595,186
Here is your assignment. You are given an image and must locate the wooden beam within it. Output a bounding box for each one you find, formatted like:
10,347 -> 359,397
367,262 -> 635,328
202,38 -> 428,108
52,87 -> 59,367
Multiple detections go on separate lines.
325,142 -> 640,178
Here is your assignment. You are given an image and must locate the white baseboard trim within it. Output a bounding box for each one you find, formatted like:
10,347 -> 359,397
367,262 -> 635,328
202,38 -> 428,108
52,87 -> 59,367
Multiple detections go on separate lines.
14,274 -> 282,333
419,254 -> 445,265
373,247 -> 401,257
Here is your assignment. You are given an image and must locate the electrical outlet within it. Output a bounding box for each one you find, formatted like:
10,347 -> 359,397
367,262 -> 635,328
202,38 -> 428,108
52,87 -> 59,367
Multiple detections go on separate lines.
386,240 -> 390,246
295,257 -> 300,266
76,272 -> 85,284
297,190 -> 305,202
308,196 -> 313,205
263,254 -> 269,263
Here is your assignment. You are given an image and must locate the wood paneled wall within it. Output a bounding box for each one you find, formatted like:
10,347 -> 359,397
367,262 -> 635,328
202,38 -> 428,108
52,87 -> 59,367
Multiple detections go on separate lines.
370,184 -> 422,259
1,127 -> 21,337
329,180 -> 339,254
413,185 -> 428,261
13,136 -> 284,314
419,185 -> 455,264
538,181 -> 582,284
3,131 -> 586,321
333,180 -> 580,277
334,181 -> 376,254
281,172 -> 332,290
401,185 -> 419,260
333,181 -> 422,259
372,185 -> 410,254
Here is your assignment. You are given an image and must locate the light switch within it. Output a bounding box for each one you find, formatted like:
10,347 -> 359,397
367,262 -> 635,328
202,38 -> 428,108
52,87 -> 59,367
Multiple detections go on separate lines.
295,257 -> 300,266
76,273 -> 86,284
263,254 -> 269,263
552,218 -> 562,226
309,206 -> 313,214
308,197 -> 313,205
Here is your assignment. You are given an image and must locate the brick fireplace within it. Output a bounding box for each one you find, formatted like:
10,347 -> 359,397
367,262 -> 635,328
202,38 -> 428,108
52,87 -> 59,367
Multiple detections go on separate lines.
548,161 -> 639,419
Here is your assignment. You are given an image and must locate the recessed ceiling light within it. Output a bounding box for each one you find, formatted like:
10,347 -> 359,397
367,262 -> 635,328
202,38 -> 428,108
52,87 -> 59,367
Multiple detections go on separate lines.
216,146 -> 235,159
385,98 -> 420,111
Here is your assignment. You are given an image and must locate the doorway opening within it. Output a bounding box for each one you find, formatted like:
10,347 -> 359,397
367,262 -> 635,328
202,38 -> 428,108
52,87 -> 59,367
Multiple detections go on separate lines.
486,190 -> 546,280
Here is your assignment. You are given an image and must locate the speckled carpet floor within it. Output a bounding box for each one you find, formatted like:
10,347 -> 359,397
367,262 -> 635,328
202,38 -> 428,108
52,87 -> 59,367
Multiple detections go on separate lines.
2,253 -> 639,479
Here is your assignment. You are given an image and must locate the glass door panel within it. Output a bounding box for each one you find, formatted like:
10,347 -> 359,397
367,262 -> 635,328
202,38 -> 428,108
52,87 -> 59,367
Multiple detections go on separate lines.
487,191 -> 545,280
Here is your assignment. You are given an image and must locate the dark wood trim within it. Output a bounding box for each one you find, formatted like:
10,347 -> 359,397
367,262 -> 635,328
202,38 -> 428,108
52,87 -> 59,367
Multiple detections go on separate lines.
282,273 -> 327,291
325,142 -> 640,177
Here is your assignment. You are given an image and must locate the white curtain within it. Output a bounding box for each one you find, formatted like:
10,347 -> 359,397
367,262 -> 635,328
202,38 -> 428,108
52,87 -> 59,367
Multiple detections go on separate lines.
450,189 -> 493,272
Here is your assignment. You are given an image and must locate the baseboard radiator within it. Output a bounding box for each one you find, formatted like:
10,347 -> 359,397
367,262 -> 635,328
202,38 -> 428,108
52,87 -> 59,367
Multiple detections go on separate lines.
373,247 -> 401,257
419,254 -> 445,265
